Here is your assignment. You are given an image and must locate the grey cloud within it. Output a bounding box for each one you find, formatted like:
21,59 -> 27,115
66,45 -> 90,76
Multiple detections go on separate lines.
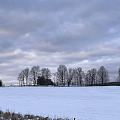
0,0 -> 120,84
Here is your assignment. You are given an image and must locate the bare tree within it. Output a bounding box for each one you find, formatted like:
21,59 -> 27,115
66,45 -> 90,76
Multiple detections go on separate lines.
119,68 -> 120,79
85,70 -> 91,86
97,66 -> 109,84
67,68 -> 74,87
86,68 -> 97,86
75,67 -> 84,86
30,66 -> 40,85
57,65 -> 68,86
18,71 -> 25,86
41,68 -> 51,79
116,68 -> 120,82
23,68 -> 29,85
53,72 -> 57,86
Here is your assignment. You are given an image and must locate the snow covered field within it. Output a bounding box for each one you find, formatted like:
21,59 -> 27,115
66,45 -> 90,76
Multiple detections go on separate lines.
0,86 -> 120,120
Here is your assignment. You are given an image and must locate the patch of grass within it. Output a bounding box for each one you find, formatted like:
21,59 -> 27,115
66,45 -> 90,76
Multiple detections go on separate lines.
0,110 -> 73,120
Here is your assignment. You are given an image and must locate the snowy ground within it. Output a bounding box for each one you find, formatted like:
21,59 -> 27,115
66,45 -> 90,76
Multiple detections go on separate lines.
0,86 -> 120,120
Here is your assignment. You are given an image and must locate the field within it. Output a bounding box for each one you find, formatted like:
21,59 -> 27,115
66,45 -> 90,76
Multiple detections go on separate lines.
0,86 -> 120,120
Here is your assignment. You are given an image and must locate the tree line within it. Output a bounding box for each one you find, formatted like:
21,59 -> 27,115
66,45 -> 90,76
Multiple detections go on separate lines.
18,66 -> 52,86
18,65 -> 120,87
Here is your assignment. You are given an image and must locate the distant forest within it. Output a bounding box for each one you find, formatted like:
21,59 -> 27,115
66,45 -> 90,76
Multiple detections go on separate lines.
18,65 -> 120,87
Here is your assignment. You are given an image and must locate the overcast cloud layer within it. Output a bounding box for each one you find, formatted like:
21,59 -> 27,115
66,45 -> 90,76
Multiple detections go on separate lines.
0,0 -> 120,84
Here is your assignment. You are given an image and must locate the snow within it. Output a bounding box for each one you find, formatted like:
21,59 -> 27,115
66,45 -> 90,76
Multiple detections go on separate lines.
0,86 -> 120,120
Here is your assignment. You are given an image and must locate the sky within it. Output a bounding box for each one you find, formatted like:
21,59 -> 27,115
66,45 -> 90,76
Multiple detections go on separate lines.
0,0 -> 120,84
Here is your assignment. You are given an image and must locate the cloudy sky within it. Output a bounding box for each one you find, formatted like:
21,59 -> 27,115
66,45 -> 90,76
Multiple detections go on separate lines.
0,0 -> 120,84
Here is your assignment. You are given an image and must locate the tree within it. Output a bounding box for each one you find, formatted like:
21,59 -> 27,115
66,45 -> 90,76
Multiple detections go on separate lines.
116,68 -> 120,82
75,67 -> 84,86
0,80 -> 2,87
97,66 -> 109,84
53,72 -> 57,86
30,66 -> 40,85
85,70 -> 91,86
18,71 -> 25,86
89,68 -> 97,86
23,68 -> 29,85
56,65 -> 68,86
37,76 -> 54,86
67,68 -> 74,86
41,68 -> 51,79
